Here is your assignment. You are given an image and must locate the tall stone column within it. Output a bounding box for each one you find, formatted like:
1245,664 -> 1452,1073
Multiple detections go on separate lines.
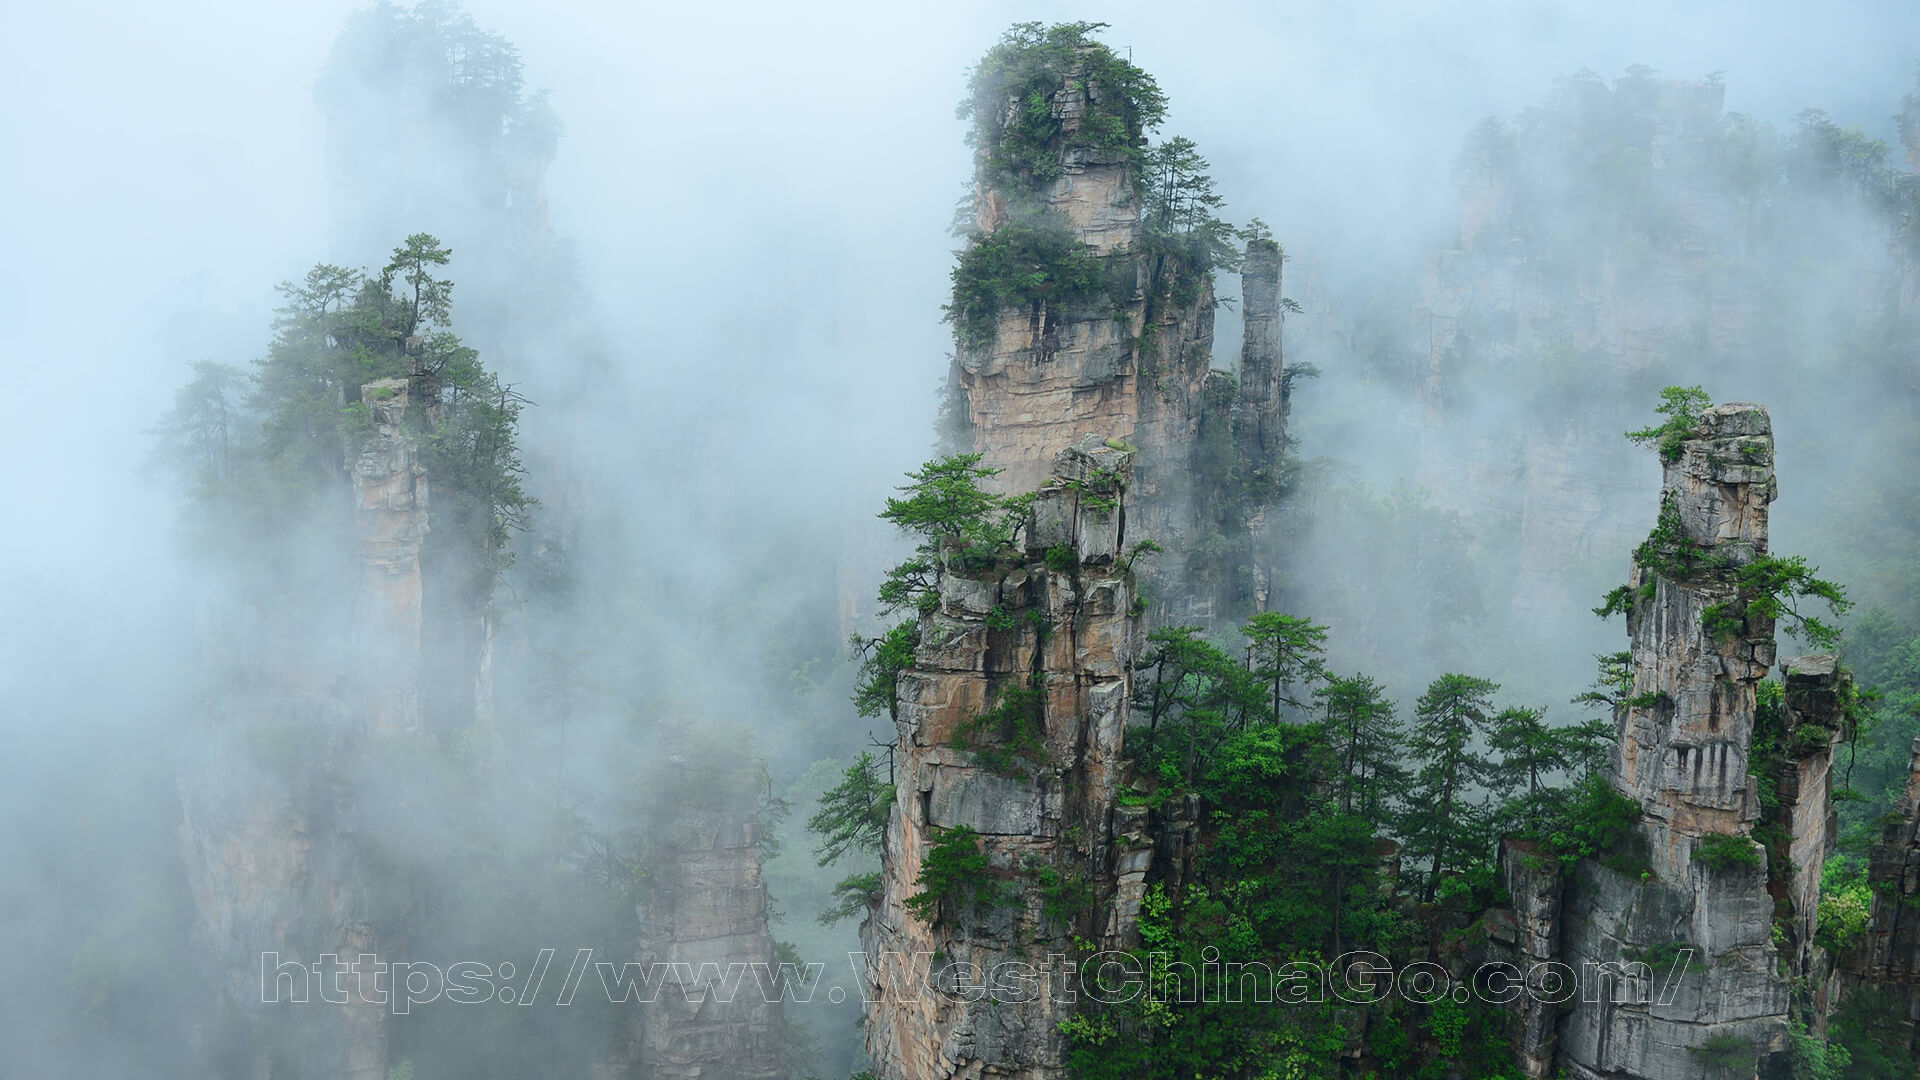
860,437 -> 1145,1080
349,377 -> 428,734
1561,403 -> 1793,1080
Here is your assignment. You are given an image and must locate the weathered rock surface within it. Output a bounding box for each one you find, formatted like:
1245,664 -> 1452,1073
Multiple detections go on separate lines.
951,61 -> 1285,631
1560,404 -> 1796,1080
177,380 -> 432,1079
626,810 -> 790,1080
860,437 -> 1145,1080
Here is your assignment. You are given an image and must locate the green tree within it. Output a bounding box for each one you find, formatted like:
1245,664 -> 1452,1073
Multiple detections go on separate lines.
1625,384 -> 1712,463
1400,674 -> 1500,902
1141,135 -> 1239,276
808,752 -> 894,868
876,454 -> 1033,614
1240,612 -> 1329,722
1316,674 -> 1403,825
150,361 -> 249,499
850,621 -> 921,721
1487,705 -> 1567,797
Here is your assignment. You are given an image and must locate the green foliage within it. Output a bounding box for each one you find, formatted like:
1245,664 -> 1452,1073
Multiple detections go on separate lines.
946,217 -> 1119,348
818,871 -> 884,926
1535,773 -> 1647,874
1694,833 -> 1764,871
1692,1033 -> 1760,1075
1787,1021 -> 1853,1080
1623,940 -> 1707,974
806,752 -> 894,867
1129,625 -> 1269,787
1317,673 -> 1404,824
1625,384 -> 1712,462
904,825 -> 1002,922
952,678 -> 1047,776
1240,612 -> 1330,721
1573,651 -> 1636,712
1425,994 -> 1468,1057
851,621 -> 920,720
1399,674 -> 1500,901
1728,554 -> 1852,649
1633,490 -> 1718,581
959,22 -> 1165,192
157,239 -> 533,603
1594,583 -> 1636,618
1139,135 -> 1241,303
876,454 -> 1031,612
1827,987 -> 1915,1080
1026,859 -> 1096,928
1045,543 -> 1078,573
148,361 -> 249,501
1815,877 -> 1872,955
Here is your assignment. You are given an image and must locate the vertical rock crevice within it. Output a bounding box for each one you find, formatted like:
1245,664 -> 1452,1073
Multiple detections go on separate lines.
1560,403 -> 1807,1080
861,437 -> 1142,1080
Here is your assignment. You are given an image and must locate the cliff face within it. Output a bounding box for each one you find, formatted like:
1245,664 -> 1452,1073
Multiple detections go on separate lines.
1411,77 -> 1743,630
861,437 -> 1146,1080
1558,404 -> 1822,1080
625,808 -> 789,1080
952,62 -> 1285,630
179,379 -> 428,1079
955,101 -> 1216,502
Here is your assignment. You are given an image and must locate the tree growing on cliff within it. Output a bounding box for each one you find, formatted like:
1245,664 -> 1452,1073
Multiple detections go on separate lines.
808,752 -> 893,867
150,360 -> 250,502
1141,135 -> 1240,287
959,21 -> 1165,191
877,454 -> 1032,612
1625,384 -> 1711,463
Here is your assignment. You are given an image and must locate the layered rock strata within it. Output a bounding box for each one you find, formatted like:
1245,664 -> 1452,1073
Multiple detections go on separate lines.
860,437 -> 1145,1080
1559,404 -> 1798,1080
952,62 -> 1286,629
626,808 -> 790,1080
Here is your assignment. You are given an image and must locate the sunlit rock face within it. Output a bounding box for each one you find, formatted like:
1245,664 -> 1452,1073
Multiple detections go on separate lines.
860,438 -> 1149,1080
1560,404 -> 1803,1080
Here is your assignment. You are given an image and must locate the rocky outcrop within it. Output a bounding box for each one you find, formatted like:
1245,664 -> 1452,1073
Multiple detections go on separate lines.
1773,657 -> 1848,996
1409,76 -> 1745,631
177,380 -> 433,1079
860,437 -> 1144,1080
956,112 -> 1215,505
1485,839 -> 1566,1078
351,377 -> 429,734
1559,404 -> 1796,1080
951,58 -> 1284,630
626,808 -> 789,1080
1233,237 -> 1289,468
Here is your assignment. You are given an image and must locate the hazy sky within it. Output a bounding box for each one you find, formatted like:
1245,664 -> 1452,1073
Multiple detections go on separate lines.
3,0 -> 1917,699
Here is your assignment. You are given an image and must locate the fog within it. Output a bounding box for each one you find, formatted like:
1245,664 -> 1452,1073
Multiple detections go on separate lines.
3,0 -> 1918,1076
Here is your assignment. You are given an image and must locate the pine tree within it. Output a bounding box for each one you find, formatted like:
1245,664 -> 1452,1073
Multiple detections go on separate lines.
1317,673 -> 1404,825
1240,612 -> 1329,723
1400,673 -> 1500,902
